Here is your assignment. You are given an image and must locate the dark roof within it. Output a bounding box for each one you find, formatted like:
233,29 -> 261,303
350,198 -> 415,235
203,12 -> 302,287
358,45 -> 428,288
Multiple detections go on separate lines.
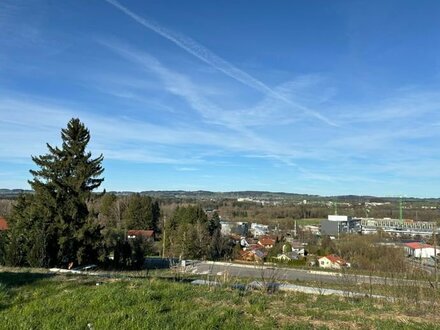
127,230 -> 154,238
285,251 -> 299,258
239,248 -> 267,259
254,249 -> 267,258
277,252 -> 299,260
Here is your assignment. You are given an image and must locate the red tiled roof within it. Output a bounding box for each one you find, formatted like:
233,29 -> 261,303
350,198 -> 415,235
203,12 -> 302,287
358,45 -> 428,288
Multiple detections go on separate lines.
258,238 -> 276,246
321,254 -> 347,265
404,242 -> 432,250
0,217 -> 8,230
239,249 -> 267,258
127,230 -> 154,238
259,235 -> 275,240
239,250 -> 253,257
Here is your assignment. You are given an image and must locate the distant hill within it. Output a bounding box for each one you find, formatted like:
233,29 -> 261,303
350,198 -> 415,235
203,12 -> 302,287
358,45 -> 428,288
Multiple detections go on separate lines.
0,189 -> 33,199
109,190 -> 439,203
137,190 -> 318,200
1,188 -> 438,203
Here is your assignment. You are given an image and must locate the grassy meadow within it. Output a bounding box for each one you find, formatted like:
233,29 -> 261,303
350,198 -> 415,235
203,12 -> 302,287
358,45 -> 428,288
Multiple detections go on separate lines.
0,268 -> 439,330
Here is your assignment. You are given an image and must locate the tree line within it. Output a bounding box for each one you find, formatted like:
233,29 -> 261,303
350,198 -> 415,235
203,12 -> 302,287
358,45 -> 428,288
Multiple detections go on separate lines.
0,119 -> 233,269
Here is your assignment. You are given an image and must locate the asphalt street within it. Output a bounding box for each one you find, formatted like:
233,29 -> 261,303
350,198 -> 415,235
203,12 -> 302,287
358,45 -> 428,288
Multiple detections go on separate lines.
186,261 -> 432,287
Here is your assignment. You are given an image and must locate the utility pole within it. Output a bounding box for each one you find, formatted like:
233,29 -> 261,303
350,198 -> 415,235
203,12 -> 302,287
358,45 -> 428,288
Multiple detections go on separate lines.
434,222 -> 438,290
162,216 -> 166,258
116,198 -> 121,229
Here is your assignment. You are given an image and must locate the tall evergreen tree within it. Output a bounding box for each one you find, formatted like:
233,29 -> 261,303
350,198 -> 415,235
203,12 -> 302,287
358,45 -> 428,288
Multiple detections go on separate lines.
8,118 -> 104,267
208,211 -> 221,236
166,205 -> 213,259
99,193 -> 121,228
122,194 -> 160,232
151,200 -> 161,233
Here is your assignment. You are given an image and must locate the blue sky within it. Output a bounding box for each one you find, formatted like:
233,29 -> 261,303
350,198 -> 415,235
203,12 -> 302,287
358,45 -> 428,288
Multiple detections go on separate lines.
1,0 -> 440,197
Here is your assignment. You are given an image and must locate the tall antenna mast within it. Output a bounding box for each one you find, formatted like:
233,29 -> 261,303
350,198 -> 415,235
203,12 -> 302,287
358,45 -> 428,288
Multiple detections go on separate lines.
399,196 -> 403,223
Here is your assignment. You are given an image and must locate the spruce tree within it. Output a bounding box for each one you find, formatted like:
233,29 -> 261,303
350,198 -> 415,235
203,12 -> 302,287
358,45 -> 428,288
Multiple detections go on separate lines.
122,194 -> 160,232
9,118 -> 105,267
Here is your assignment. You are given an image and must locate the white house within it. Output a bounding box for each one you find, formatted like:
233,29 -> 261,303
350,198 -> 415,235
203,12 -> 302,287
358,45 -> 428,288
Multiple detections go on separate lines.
220,221 -> 233,236
318,255 -> 349,269
404,242 -> 439,258
292,247 -> 307,256
240,237 -> 250,248
288,241 -> 306,255
303,225 -> 320,235
250,223 -> 269,237
276,251 -> 299,262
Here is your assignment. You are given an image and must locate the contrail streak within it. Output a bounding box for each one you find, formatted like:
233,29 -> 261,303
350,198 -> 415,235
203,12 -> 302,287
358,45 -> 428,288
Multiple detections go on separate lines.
104,0 -> 336,126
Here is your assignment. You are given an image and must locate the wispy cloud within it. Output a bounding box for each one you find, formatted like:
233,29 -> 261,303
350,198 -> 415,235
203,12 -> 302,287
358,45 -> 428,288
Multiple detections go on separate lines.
102,44 -> 301,126
0,94 -> 301,165
99,42 -> 332,164
94,40 -> 440,178
176,167 -> 199,171
104,0 -> 336,126
0,0 -> 46,47
335,91 -> 440,125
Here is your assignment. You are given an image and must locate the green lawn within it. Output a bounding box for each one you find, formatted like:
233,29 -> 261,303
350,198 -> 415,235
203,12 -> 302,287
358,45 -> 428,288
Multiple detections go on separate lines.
0,268 -> 439,330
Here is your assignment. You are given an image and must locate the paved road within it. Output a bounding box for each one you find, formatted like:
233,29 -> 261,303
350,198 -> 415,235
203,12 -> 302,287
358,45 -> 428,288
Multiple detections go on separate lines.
407,258 -> 439,275
186,261 -> 432,287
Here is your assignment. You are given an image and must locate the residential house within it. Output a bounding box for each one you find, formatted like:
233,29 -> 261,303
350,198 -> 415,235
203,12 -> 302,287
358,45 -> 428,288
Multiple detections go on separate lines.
292,247 -> 307,256
219,221 -> 249,237
220,221 -> 233,236
258,236 -> 276,249
240,237 -> 250,248
234,222 -> 249,237
250,223 -> 269,237
0,217 -> 8,231
127,230 -> 155,242
238,248 -> 267,262
303,225 -> 320,235
318,254 -> 349,269
276,251 -> 300,262
289,242 -> 307,256
244,243 -> 262,251
404,242 -> 439,259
